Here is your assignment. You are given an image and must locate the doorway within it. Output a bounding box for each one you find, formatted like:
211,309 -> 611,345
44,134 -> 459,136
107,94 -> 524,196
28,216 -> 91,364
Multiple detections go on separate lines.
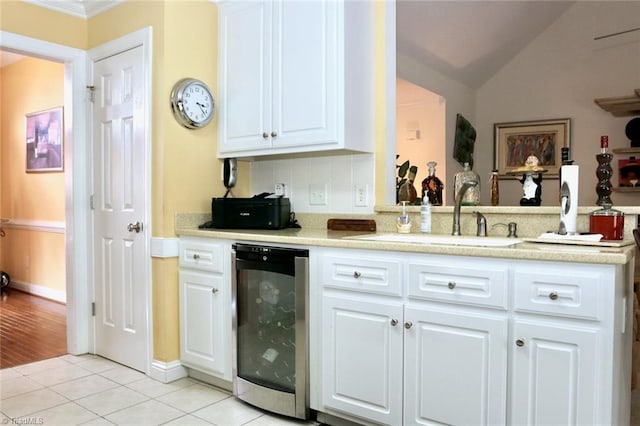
396,78 -> 446,204
0,29 -> 152,374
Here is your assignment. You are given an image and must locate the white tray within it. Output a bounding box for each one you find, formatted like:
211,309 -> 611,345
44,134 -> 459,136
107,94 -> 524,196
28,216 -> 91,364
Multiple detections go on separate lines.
522,237 -> 635,248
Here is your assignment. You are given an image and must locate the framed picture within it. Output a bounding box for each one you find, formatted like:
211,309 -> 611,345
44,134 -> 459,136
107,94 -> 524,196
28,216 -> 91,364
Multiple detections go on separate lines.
25,107 -> 64,172
618,157 -> 640,187
494,118 -> 571,177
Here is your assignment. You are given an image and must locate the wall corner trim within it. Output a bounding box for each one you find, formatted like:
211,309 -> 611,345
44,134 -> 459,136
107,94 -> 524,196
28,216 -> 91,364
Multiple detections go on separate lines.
150,237 -> 179,258
149,359 -> 188,383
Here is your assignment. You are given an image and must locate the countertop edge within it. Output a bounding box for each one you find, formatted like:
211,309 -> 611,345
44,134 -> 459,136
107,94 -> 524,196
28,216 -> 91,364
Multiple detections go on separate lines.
176,227 -> 636,265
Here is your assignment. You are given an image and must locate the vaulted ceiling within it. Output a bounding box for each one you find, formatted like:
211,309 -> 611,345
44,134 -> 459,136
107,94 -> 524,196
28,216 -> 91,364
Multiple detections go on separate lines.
396,0 -> 575,88
6,0 -> 575,90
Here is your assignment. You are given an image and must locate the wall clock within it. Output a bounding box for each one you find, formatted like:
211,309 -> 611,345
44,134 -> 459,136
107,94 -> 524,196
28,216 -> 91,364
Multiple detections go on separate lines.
170,78 -> 215,129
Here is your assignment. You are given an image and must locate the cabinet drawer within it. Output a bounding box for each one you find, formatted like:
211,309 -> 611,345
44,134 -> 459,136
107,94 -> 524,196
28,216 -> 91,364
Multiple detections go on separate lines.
179,238 -> 225,273
408,259 -> 508,309
319,254 -> 402,296
513,265 -> 606,321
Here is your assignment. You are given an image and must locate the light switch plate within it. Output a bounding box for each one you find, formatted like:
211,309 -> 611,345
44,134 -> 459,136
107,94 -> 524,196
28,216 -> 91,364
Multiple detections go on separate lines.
309,183 -> 328,205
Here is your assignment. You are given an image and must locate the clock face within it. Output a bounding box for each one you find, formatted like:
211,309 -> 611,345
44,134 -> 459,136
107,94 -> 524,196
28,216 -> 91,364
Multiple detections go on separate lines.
171,79 -> 215,129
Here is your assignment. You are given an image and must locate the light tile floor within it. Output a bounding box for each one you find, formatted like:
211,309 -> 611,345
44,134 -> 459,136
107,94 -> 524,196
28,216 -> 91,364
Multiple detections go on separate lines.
0,355 -> 316,426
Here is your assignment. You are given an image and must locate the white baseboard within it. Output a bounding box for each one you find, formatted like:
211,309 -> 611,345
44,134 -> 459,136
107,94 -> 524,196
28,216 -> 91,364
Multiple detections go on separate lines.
10,279 -> 66,303
149,359 -> 188,383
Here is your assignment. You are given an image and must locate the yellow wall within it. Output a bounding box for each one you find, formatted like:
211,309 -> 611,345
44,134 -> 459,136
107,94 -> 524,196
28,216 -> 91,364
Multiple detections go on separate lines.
0,57 -> 66,294
373,1 -> 388,206
0,0 -> 372,363
0,1 -> 87,49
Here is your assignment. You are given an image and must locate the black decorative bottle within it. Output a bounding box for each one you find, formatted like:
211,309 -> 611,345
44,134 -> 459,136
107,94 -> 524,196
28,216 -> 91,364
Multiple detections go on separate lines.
596,135 -> 613,206
421,161 -> 444,206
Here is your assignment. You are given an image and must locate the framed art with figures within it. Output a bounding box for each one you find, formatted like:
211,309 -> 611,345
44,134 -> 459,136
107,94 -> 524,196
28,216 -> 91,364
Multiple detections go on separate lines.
494,118 -> 571,177
26,107 -> 64,173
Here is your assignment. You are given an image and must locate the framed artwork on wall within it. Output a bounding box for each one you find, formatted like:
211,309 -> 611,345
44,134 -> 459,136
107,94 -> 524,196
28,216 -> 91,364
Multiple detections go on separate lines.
494,118 -> 571,177
25,107 -> 64,173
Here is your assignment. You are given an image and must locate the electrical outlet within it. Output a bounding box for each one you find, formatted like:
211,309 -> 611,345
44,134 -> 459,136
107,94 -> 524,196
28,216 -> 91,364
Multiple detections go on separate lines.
309,183 -> 328,205
354,184 -> 368,207
275,183 -> 286,196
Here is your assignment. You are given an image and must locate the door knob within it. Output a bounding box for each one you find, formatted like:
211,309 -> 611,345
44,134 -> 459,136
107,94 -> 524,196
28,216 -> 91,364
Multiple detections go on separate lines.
127,221 -> 143,233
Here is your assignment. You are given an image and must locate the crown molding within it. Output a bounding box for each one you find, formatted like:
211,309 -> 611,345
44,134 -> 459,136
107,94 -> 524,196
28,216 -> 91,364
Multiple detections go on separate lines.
21,0 -> 123,19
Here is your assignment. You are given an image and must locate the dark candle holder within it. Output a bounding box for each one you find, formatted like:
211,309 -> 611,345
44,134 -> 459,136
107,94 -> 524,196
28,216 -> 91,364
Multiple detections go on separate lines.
596,152 -> 613,205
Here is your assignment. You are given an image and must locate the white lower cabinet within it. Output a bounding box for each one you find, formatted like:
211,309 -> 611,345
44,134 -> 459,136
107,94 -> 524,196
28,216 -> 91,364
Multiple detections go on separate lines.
178,237 -> 232,381
322,295 -> 404,425
312,247 -> 632,426
510,319 -> 599,425
404,305 -> 508,426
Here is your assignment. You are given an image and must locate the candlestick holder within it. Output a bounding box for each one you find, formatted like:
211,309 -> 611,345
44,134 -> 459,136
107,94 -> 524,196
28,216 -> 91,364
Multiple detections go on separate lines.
595,152 -> 613,206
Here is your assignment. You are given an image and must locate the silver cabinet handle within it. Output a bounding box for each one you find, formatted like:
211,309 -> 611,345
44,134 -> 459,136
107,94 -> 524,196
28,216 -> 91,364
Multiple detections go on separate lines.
390,319 -> 398,326
448,281 -> 456,289
262,132 -> 269,139
193,253 -> 200,260
127,221 -> 143,233
516,339 -> 525,347
271,131 -> 278,138
549,292 -> 558,300
212,288 -> 218,294
404,321 -> 413,329
353,271 -> 361,279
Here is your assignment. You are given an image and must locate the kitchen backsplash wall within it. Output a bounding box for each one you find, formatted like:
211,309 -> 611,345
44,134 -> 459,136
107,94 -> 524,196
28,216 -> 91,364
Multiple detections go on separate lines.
250,153 -> 375,214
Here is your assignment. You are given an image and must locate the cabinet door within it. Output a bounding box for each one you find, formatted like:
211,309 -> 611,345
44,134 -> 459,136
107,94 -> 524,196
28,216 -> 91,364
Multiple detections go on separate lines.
322,294 -> 403,425
404,305 -> 508,426
510,319 -> 600,426
271,0 -> 338,150
218,1 -> 272,154
179,270 -> 230,379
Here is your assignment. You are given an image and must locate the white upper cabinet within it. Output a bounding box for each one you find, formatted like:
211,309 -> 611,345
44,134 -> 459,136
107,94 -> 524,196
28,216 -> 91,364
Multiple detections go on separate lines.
217,0 -> 374,158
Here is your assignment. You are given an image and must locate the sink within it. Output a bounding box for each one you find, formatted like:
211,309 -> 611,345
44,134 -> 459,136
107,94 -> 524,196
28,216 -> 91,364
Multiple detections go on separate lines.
347,233 -> 522,247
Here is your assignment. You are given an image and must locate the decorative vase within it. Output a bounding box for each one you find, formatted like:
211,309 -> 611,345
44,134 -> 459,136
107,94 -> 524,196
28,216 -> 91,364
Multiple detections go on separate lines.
398,166 -> 418,204
453,162 -> 480,206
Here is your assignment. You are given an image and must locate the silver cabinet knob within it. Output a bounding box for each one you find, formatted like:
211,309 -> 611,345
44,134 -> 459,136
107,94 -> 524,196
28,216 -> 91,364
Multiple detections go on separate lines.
516,339 -> 525,347
127,221 -> 143,233
448,281 -> 456,289
193,253 -> 200,260
262,132 -> 269,139
549,292 -> 558,300
390,319 -> 398,326
271,131 -> 278,138
212,288 -> 218,294
404,321 -> 413,329
353,271 -> 361,279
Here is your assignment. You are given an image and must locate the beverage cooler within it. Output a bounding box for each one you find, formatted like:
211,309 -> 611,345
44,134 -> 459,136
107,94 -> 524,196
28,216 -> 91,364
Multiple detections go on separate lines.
231,243 -> 310,419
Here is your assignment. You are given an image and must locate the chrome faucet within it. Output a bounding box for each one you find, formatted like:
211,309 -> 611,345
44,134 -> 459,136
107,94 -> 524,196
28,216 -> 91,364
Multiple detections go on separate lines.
473,211 -> 487,237
452,181 -> 479,236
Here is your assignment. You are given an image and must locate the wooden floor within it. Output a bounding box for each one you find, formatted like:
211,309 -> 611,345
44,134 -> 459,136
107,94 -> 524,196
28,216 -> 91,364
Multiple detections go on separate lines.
0,288 -> 67,369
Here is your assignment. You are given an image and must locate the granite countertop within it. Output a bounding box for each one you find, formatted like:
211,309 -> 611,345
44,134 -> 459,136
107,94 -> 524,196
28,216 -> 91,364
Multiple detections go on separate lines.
176,226 -> 636,265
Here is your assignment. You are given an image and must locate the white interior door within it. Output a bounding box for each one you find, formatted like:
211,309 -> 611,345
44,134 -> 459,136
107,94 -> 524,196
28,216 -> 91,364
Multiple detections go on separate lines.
92,45 -> 149,372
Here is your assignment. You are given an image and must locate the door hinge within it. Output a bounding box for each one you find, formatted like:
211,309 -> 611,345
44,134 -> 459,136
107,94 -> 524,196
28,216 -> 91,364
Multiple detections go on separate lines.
90,194 -> 94,210
86,85 -> 95,102
91,302 -> 95,316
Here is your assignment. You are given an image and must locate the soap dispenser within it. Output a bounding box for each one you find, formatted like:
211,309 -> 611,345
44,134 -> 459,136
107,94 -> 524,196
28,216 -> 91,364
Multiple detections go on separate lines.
420,196 -> 431,233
